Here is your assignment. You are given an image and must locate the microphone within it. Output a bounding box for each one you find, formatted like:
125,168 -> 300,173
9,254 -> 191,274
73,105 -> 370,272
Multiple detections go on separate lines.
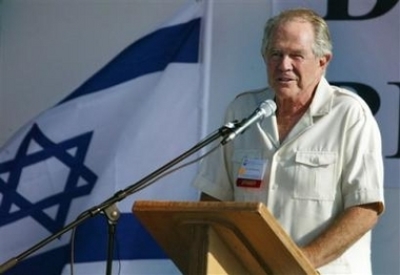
222,99 -> 276,144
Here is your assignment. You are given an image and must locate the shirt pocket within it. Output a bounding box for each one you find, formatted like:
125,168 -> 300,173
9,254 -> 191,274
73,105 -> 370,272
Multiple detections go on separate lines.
293,151 -> 337,201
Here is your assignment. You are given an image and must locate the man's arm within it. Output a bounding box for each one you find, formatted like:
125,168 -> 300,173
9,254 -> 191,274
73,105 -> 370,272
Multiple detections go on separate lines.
300,202 -> 381,268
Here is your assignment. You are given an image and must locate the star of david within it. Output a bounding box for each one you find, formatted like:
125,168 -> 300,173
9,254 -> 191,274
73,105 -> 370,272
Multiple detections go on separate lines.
0,123 -> 97,234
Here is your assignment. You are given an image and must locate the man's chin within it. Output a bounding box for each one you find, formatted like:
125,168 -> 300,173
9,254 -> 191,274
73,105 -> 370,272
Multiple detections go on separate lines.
273,85 -> 296,95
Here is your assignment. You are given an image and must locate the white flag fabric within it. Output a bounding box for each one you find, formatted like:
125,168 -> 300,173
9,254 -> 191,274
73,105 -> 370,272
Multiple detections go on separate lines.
0,2 -> 204,274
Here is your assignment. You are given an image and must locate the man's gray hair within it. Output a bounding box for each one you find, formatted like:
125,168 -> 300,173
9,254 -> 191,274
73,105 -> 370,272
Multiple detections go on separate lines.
261,8 -> 332,58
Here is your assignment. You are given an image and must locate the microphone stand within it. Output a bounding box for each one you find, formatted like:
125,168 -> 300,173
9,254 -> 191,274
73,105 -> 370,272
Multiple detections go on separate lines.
0,122 -> 239,275
103,203 -> 120,275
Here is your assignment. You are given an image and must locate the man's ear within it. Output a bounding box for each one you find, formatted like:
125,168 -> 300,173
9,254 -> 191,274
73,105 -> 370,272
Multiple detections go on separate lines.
320,53 -> 332,69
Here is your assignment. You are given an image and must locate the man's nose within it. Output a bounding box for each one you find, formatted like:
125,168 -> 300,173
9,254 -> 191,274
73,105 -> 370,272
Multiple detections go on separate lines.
278,55 -> 292,71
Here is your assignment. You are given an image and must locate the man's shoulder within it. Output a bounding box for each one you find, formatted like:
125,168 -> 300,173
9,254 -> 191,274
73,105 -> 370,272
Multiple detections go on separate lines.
225,87 -> 272,119
230,87 -> 272,108
234,87 -> 270,100
329,84 -> 373,115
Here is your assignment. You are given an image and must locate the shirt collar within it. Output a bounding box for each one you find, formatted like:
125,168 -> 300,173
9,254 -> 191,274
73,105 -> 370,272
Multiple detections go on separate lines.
309,76 -> 334,117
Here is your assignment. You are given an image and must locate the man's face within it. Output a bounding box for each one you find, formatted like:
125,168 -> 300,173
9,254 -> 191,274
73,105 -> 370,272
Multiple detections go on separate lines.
264,19 -> 330,100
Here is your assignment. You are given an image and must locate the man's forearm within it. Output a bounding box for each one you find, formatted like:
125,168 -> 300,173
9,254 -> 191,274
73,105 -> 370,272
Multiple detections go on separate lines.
300,203 -> 380,268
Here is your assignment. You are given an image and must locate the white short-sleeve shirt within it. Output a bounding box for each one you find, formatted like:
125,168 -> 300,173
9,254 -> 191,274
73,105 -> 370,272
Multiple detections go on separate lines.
193,77 -> 384,274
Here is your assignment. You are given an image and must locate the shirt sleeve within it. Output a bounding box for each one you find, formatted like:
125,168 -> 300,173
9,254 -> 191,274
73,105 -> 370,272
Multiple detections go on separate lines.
341,101 -> 385,214
192,145 -> 234,201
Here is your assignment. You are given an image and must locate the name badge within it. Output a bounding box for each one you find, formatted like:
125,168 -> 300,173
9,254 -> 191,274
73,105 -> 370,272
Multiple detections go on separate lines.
236,158 -> 267,188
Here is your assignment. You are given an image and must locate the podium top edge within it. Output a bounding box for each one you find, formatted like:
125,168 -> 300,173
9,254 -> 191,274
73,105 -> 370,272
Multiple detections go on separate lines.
132,200 -> 267,213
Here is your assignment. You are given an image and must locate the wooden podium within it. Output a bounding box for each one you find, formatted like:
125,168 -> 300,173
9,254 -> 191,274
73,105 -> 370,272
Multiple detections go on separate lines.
132,201 -> 317,275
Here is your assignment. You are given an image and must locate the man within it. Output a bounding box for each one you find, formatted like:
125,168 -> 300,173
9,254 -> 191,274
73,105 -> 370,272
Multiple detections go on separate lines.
193,8 -> 384,274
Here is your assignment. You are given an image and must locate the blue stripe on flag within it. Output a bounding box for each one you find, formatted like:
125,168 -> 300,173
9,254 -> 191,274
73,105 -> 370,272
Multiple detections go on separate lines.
73,214 -> 167,262
59,18 -> 200,105
3,215 -> 168,275
4,246 -> 69,275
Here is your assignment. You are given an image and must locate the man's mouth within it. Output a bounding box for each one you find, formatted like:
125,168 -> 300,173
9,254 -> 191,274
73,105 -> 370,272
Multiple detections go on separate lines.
277,77 -> 294,83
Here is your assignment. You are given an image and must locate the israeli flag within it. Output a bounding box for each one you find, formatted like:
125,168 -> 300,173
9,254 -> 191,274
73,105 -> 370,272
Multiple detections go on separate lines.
0,2 -> 204,274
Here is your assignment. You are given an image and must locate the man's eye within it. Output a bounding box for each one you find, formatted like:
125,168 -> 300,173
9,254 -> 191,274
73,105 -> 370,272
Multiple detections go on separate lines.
269,52 -> 282,58
291,54 -> 304,60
